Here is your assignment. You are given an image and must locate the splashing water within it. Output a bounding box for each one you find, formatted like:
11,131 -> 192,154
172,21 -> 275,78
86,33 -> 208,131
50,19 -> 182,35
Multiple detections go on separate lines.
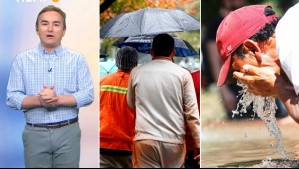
253,157 -> 299,168
232,82 -> 286,159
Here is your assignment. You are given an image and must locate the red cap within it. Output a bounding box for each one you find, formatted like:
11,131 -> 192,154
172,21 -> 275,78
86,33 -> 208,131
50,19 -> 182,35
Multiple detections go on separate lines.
216,5 -> 277,86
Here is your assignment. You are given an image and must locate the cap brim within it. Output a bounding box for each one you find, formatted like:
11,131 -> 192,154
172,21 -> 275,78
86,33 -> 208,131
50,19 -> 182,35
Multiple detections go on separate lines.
217,55 -> 231,87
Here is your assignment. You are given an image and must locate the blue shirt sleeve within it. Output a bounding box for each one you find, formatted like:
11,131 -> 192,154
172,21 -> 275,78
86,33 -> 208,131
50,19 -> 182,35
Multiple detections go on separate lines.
72,56 -> 94,108
6,55 -> 27,111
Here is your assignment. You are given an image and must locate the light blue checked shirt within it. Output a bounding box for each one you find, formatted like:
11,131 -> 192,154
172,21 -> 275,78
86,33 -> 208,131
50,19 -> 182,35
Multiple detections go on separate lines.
6,44 -> 94,123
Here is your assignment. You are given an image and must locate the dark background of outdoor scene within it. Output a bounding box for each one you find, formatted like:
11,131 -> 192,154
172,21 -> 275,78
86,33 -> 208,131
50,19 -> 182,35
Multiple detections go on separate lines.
99,0 -> 200,75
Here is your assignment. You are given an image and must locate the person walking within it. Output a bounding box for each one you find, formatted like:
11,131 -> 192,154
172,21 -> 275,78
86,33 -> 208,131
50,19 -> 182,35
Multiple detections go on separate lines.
127,34 -> 200,168
100,46 -> 138,168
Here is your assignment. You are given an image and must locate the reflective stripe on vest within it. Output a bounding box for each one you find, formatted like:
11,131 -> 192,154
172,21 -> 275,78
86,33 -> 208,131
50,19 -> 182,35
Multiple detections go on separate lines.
101,85 -> 128,94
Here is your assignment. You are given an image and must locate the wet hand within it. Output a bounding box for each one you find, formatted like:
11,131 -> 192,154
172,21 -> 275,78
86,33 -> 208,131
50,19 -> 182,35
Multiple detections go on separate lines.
233,65 -> 278,97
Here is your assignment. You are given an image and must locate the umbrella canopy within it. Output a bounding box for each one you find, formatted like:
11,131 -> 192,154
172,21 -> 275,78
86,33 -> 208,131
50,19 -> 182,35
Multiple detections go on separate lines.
100,7 -> 200,38
112,35 -> 198,57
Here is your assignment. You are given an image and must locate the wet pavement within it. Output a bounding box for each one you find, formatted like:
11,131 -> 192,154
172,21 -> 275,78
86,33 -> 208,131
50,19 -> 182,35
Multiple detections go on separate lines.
201,119 -> 299,168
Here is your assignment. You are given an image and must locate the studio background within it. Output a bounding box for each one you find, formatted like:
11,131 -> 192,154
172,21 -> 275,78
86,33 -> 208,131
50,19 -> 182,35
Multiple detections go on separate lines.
0,0 -> 99,167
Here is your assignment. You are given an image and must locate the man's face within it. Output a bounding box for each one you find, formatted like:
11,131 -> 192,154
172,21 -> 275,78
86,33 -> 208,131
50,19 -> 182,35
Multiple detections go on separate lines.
37,11 -> 65,51
231,35 -> 280,75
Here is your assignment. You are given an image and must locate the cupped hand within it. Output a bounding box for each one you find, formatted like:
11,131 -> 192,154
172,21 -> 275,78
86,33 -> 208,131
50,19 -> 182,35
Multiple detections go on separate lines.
38,85 -> 59,108
233,65 -> 278,97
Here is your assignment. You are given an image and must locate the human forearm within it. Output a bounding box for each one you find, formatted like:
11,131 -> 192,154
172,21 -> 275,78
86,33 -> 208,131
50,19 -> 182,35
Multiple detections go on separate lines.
184,73 -> 200,147
57,95 -> 77,107
126,91 -> 135,109
276,77 -> 299,123
72,88 -> 94,108
38,87 -> 79,108
39,86 -> 92,108
22,96 -> 42,109
38,94 -> 78,108
127,75 -> 135,109
219,85 -> 237,112
22,95 -> 75,109
74,57 -> 94,108
185,107 -> 200,148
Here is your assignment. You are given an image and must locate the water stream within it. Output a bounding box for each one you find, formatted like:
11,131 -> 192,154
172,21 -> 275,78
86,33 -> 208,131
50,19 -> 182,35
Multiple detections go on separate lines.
232,82 -> 286,159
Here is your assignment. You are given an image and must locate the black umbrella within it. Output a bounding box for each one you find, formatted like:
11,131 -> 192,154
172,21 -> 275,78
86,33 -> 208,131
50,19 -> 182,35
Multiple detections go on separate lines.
100,7 -> 200,38
112,35 -> 198,57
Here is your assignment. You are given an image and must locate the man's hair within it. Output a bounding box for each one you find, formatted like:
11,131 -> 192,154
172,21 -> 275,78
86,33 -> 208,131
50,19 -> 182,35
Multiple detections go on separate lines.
116,46 -> 139,71
36,5 -> 66,31
232,6 -> 279,58
152,34 -> 174,57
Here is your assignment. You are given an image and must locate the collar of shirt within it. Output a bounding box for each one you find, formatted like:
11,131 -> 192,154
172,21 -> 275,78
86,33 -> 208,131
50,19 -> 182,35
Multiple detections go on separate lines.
38,43 -> 64,56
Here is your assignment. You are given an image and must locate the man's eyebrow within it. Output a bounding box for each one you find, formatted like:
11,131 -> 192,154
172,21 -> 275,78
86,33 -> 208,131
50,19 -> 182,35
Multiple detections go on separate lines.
53,21 -> 62,24
40,20 -> 61,24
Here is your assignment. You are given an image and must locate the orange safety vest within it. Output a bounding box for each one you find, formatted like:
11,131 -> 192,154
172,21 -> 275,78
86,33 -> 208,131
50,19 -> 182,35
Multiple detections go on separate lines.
100,71 -> 136,151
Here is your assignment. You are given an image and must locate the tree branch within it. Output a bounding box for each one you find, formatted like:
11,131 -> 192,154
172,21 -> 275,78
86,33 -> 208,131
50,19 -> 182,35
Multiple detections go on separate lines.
100,0 -> 117,14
